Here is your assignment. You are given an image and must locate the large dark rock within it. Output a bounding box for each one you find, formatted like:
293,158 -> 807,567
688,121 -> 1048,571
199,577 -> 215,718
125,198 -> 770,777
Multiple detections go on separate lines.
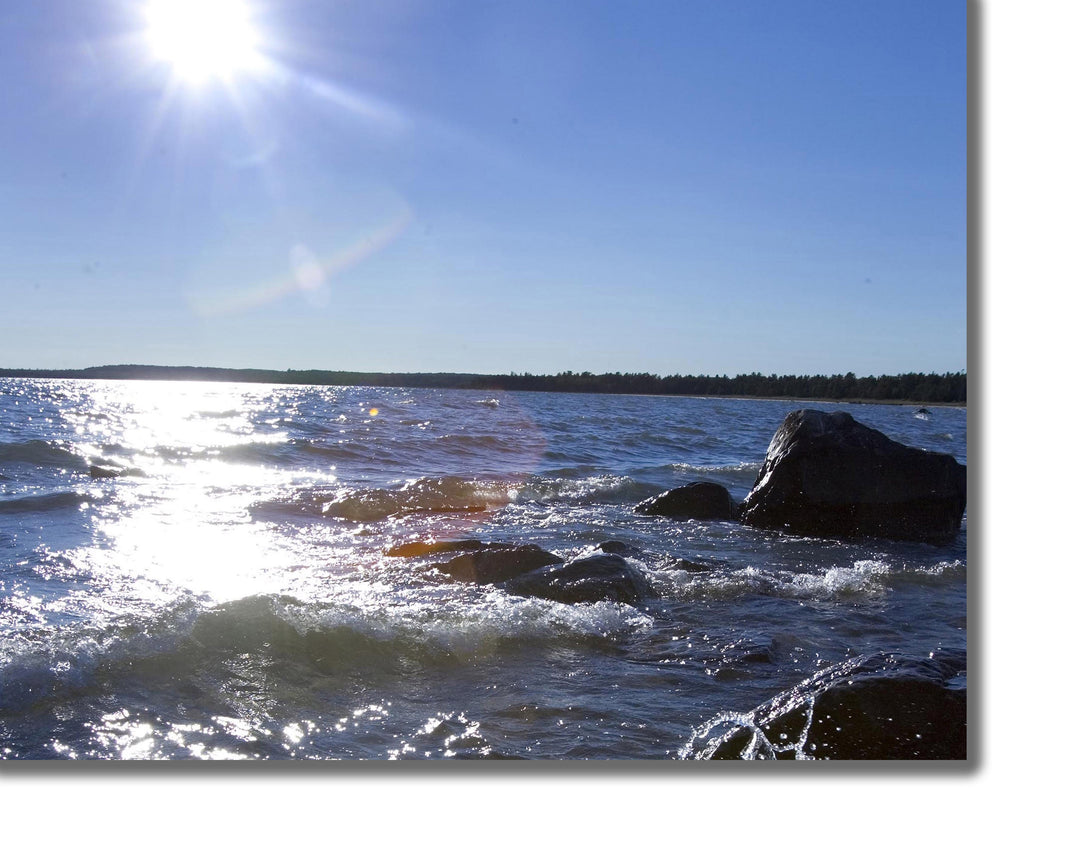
684,651 -> 967,760
634,481 -> 739,521
499,552 -> 651,604
740,410 -> 966,543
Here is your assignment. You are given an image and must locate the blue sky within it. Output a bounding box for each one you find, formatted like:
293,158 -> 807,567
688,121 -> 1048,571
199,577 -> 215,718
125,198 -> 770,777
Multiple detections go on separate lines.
0,0 -> 966,376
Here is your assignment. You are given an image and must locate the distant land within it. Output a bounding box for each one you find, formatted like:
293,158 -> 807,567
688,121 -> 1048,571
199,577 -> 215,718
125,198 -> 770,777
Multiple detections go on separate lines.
0,365 -> 967,405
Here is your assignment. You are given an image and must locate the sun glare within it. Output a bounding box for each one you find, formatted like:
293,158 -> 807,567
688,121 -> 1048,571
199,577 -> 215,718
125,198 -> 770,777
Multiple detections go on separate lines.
143,0 -> 264,85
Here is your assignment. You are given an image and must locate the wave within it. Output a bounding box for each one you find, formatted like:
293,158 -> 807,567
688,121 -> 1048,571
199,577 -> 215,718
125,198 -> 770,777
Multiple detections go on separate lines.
432,432 -> 544,460
516,474 -> 653,505
290,439 -> 384,464
0,440 -> 87,471
0,490 -> 100,515
150,437 -> 292,466
190,408 -> 248,420
649,557 -> 965,603
0,591 -> 652,714
668,460 -> 761,478
387,711 -> 512,759
277,473 -> 657,524
0,599 -> 205,713
323,477 -> 511,522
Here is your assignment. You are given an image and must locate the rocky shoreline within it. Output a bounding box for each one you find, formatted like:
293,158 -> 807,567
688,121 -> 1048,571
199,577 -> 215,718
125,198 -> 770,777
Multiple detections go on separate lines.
386,408 -> 968,759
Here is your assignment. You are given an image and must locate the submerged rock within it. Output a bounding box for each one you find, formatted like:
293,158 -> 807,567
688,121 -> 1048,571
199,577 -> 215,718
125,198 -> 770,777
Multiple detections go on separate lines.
436,544 -> 563,584
634,481 -> 739,521
684,651 -> 967,760
667,556 -> 729,574
740,409 -> 966,543
392,539 -> 650,605
499,552 -> 651,604
595,540 -> 641,557
385,539 -> 488,558
385,539 -> 563,584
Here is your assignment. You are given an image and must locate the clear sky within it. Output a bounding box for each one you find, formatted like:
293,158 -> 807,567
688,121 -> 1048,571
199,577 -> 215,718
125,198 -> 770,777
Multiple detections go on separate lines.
0,0 -> 966,377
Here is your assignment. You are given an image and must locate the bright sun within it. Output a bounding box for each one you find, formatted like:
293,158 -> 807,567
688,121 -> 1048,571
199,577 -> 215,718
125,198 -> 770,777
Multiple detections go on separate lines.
144,0 -> 264,85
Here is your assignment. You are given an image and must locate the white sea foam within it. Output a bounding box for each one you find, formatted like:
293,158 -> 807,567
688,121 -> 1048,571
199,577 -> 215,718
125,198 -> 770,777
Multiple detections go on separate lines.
784,560 -> 892,598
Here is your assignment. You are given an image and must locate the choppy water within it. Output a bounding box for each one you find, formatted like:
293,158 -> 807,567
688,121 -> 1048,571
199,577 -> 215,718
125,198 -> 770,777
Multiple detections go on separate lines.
0,378 -> 966,760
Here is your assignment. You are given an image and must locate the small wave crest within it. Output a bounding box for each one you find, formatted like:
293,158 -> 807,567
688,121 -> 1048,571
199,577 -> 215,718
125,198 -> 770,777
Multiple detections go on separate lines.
650,558 -> 948,603
517,474 -> 652,505
0,599 -> 204,712
317,473 -> 656,523
667,460 -> 761,480
0,490 -> 100,515
388,711 -> 504,759
785,560 -> 892,598
0,439 -> 87,471
150,436 -> 291,466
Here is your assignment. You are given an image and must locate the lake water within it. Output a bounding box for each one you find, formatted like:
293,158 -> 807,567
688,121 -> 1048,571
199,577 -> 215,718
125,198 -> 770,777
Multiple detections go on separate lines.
0,378 -> 966,759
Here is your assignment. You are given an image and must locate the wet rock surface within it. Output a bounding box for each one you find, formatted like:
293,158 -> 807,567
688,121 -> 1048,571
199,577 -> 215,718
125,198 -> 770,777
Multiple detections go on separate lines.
384,539 -> 651,604
684,650 -> 967,760
437,544 -> 563,584
595,540 -> 642,557
385,539 -> 489,558
740,409 -> 966,543
499,552 -> 652,604
634,481 -> 739,520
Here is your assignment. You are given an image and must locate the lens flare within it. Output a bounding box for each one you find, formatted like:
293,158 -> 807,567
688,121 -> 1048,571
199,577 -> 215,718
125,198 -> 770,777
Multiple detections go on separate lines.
188,206 -> 413,317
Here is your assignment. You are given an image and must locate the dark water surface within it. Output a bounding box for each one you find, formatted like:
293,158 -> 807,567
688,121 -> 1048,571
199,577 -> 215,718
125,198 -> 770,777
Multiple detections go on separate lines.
0,378 -> 965,759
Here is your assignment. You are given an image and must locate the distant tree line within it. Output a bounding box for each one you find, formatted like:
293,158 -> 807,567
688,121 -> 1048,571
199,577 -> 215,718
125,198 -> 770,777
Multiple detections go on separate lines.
470,370 -> 967,403
0,365 -> 480,389
0,365 -> 966,404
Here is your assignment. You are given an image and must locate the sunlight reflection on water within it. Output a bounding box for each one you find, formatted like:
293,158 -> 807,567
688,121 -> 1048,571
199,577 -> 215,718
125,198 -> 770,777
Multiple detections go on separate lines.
63,382 -> 335,601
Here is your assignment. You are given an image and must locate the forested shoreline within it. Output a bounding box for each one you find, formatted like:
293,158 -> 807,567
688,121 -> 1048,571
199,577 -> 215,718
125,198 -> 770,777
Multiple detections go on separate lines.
0,365 -> 966,404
